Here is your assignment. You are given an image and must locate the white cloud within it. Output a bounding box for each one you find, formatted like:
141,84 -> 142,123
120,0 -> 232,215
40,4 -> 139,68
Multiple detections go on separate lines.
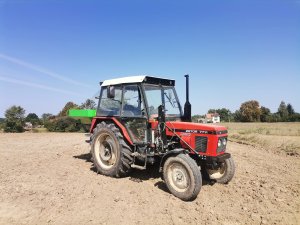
0,53 -> 91,88
0,76 -> 81,96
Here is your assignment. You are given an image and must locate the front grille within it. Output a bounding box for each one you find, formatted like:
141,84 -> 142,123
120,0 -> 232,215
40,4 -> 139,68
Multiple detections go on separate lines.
195,136 -> 208,153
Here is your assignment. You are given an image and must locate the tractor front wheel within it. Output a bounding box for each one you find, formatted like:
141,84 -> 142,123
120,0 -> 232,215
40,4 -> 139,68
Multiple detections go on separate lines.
207,157 -> 235,184
163,154 -> 202,201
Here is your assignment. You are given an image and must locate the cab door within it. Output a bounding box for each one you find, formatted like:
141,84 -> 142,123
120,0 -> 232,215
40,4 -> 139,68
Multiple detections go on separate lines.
120,84 -> 148,144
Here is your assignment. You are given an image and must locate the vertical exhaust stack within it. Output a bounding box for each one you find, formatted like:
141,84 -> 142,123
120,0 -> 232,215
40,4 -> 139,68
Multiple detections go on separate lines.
183,74 -> 192,122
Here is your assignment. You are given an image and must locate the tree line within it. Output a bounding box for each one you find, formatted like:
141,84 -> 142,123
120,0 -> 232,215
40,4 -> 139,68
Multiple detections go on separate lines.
0,99 -> 96,133
192,100 -> 300,123
1,99 -> 299,133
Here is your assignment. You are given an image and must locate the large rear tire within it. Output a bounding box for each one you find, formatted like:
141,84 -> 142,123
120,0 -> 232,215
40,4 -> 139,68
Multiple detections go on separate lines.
163,154 -> 202,201
207,157 -> 235,184
91,122 -> 133,177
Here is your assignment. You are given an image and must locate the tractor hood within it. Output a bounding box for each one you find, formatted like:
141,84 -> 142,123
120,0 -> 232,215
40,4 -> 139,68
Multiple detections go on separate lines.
165,121 -> 227,135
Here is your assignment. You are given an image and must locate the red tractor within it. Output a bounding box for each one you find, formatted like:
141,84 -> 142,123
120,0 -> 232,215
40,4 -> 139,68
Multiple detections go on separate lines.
87,75 -> 235,201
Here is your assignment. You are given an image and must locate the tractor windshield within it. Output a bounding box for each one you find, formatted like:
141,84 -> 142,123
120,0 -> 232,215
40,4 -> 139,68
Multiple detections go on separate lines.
143,84 -> 181,120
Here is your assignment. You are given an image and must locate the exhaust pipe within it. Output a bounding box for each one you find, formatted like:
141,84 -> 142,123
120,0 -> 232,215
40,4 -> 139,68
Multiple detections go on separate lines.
183,74 -> 192,122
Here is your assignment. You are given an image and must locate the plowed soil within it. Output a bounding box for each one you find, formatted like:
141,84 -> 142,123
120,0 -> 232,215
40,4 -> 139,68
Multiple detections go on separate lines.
0,133 -> 299,225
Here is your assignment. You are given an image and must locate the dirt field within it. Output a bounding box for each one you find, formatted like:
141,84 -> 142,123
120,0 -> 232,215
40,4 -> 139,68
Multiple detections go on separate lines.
0,133 -> 299,225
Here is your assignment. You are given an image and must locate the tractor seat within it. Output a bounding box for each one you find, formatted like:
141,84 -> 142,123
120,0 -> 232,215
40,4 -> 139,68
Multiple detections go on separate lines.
122,110 -> 135,117
123,104 -> 142,116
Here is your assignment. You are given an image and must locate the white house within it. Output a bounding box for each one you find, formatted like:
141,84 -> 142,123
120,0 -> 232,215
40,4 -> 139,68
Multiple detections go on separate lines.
197,113 -> 220,123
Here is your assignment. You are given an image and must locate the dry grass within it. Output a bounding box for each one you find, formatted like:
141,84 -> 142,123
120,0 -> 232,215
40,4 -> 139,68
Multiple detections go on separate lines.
220,122 -> 300,156
31,127 -> 48,133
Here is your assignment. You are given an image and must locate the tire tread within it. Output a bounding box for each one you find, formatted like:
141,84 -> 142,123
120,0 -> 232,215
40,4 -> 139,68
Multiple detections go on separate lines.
91,122 -> 133,178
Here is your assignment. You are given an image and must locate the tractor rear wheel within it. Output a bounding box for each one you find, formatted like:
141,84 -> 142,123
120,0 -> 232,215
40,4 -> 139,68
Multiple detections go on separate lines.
163,154 -> 202,201
91,122 -> 133,177
207,157 -> 235,184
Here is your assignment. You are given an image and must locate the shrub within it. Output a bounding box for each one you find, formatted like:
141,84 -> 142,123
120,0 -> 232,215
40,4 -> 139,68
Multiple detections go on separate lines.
44,117 -> 82,132
3,121 -> 24,133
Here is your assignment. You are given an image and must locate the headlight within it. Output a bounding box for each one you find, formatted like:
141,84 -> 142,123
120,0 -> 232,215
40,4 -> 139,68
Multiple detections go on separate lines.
217,137 -> 227,153
218,139 -> 222,147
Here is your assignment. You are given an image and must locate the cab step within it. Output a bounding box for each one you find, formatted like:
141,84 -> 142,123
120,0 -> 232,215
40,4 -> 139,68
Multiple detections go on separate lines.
131,164 -> 146,170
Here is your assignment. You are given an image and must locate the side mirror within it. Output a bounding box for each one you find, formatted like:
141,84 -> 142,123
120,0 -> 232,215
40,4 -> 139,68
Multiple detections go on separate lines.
107,86 -> 115,99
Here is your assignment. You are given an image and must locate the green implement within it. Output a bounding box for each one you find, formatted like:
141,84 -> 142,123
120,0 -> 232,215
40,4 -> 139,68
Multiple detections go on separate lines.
68,109 -> 96,118
68,109 -> 96,126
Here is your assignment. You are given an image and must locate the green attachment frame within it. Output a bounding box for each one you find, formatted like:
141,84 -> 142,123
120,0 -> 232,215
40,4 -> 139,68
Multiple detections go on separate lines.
68,109 -> 96,125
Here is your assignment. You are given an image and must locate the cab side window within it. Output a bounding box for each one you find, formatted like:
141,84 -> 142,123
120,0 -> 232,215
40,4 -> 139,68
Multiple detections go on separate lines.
98,86 -> 122,116
122,85 -> 144,117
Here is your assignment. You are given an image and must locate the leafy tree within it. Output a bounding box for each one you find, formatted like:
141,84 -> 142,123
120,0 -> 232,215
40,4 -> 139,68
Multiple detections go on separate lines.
5,105 -> 25,121
233,110 -> 242,122
208,108 -> 232,122
239,100 -> 261,122
268,113 -> 280,122
3,105 -> 25,132
41,113 -> 54,124
80,99 -> 96,109
45,101 -> 86,132
0,118 -> 5,130
192,114 -> 203,123
58,102 -> 79,117
278,101 -> 288,118
287,113 -> 300,122
287,103 -> 295,115
25,113 -> 40,126
260,106 -> 271,122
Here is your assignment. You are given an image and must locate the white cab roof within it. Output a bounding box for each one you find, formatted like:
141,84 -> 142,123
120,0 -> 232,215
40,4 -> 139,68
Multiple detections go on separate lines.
101,75 -> 174,86
101,76 -> 145,86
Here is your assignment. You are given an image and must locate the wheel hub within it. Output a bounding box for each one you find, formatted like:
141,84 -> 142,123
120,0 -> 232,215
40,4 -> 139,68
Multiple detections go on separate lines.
94,134 -> 117,170
100,141 -> 112,161
171,166 -> 188,190
175,171 -> 184,182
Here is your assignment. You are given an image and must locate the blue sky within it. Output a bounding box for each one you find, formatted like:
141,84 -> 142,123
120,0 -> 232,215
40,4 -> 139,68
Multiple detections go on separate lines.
0,0 -> 299,117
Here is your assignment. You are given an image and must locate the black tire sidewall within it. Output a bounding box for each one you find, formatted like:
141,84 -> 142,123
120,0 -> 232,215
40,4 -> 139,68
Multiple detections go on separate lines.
213,157 -> 235,184
163,154 -> 201,201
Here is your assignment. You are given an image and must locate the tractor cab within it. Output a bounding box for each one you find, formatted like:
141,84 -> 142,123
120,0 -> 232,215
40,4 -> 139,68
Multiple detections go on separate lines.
98,76 -> 181,119
96,76 -> 184,143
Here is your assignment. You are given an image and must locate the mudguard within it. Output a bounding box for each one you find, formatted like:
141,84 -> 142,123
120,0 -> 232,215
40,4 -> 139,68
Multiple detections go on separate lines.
159,148 -> 188,172
90,117 -> 134,146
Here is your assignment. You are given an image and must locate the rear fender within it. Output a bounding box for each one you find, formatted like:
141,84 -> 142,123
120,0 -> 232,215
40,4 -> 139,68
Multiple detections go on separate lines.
90,117 -> 134,146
